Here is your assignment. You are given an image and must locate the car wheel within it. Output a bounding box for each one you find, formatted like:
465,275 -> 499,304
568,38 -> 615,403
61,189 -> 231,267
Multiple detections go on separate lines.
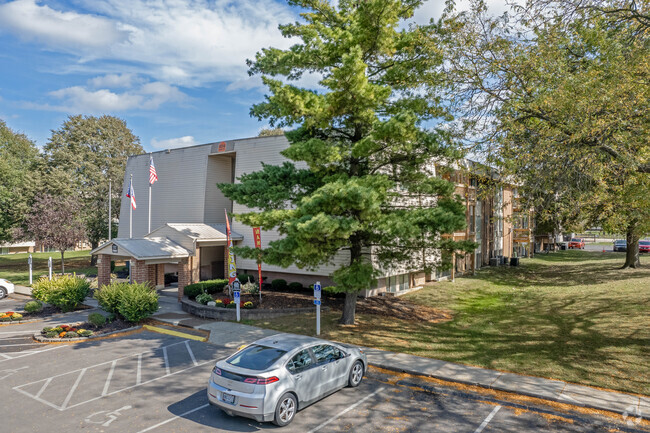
348,360 -> 364,387
0,287 -> 7,299
273,393 -> 297,427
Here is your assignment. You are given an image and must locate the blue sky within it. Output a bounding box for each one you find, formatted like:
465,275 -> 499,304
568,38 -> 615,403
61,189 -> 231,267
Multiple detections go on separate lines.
0,0 -> 508,152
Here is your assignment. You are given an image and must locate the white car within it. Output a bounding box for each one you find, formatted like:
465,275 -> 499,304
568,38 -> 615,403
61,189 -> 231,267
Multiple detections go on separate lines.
0,279 -> 15,299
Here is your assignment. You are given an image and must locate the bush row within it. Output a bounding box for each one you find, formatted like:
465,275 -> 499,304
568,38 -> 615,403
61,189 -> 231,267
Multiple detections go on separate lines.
183,279 -> 229,299
32,275 -> 90,312
94,282 -> 159,323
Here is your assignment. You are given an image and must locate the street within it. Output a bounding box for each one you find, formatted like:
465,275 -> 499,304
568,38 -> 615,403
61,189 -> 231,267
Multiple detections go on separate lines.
1,327 -> 647,433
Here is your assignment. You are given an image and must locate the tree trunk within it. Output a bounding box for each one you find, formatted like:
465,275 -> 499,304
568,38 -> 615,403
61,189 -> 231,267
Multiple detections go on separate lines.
90,241 -> 99,266
622,224 -> 640,268
340,291 -> 358,325
60,250 -> 65,275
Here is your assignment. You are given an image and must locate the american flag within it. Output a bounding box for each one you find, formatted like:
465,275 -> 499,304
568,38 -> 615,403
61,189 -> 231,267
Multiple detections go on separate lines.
149,155 -> 158,185
126,178 -> 136,209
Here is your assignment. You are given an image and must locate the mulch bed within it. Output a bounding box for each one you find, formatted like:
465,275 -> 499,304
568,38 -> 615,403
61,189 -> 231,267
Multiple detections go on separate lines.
212,291 -> 451,323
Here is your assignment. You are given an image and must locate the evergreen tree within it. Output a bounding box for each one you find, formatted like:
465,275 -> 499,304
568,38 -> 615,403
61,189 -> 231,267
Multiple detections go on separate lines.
220,0 -> 473,324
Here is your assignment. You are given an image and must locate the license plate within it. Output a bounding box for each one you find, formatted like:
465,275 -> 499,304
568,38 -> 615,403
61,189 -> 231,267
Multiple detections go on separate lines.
222,392 -> 235,404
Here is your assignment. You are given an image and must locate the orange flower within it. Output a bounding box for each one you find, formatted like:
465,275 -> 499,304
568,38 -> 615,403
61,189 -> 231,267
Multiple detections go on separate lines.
59,332 -> 66,338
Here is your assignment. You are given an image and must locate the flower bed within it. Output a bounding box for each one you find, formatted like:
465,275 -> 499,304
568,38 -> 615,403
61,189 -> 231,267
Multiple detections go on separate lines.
41,324 -> 94,339
0,311 -> 23,322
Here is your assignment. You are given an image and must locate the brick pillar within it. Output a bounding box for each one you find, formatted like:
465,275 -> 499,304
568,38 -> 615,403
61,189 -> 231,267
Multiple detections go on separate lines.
178,258 -> 190,301
147,264 -> 156,286
156,264 -> 165,288
132,260 -> 149,284
97,254 -> 112,288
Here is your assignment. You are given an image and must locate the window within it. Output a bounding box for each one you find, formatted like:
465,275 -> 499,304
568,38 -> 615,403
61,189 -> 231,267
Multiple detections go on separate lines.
0,247 -> 8,255
226,344 -> 287,370
469,205 -> 475,233
286,349 -> 313,374
311,345 -> 342,364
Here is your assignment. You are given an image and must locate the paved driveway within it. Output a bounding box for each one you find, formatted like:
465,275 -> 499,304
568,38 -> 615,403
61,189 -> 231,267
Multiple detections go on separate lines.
0,329 -> 647,432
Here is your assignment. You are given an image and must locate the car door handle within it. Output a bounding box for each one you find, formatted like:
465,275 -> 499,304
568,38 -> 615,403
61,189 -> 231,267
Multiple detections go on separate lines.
295,374 -> 302,381
321,365 -> 328,371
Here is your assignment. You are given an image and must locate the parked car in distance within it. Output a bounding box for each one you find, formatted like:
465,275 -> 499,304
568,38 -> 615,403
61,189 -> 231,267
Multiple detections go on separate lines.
0,278 -> 15,299
568,238 -> 585,249
640,240 -> 650,253
613,239 -> 627,252
207,334 -> 367,426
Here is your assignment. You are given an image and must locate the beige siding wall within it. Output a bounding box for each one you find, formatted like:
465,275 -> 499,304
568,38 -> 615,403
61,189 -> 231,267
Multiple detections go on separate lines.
118,145 -> 212,238
229,135 -> 350,277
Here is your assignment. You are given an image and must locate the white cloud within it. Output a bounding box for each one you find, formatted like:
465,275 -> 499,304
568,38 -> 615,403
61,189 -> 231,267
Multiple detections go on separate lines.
150,135 -> 197,149
44,81 -> 188,113
0,0 -> 128,50
0,0 -> 296,87
413,0 -> 516,24
88,73 -> 138,89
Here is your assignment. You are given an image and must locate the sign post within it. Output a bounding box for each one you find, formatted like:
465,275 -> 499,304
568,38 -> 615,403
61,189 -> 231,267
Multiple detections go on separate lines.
48,256 -> 52,280
314,281 -> 321,335
233,279 -> 241,322
28,254 -> 33,285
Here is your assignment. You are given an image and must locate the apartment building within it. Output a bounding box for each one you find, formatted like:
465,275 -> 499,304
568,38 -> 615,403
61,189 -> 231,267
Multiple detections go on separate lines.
438,161 -> 533,279
91,135 -> 530,298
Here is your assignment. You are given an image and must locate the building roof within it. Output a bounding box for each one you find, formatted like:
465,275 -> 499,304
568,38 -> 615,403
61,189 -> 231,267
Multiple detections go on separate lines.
90,237 -> 191,260
163,223 -> 244,242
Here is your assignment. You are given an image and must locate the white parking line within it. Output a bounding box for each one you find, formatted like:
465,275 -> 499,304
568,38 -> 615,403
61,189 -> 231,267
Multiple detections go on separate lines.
185,341 -> 198,367
0,344 -> 65,363
307,387 -> 385,433
136,403 -> 210,433
0,343 -> 42,347
103,360 -> 117,396
13,339 -> 212,411
474,405 -> 501,433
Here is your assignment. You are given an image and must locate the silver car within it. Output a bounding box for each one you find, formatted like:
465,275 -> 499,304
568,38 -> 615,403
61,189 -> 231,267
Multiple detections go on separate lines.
207,333 -> 367,426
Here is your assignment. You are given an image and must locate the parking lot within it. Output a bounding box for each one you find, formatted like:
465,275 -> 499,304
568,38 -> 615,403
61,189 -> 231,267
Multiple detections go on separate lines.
0,328 -> 646,432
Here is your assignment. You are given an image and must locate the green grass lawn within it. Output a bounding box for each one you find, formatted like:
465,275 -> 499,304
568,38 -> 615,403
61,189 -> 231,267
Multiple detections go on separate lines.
0,250 -> 96,285
246,250 -> 650,395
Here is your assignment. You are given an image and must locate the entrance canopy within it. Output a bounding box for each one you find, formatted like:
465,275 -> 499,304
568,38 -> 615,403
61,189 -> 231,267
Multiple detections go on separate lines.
91,237 -> 191,262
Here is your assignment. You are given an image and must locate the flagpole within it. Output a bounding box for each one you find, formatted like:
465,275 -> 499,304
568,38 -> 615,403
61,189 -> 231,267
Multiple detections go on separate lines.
148,161 -> 152,234
130,174 -> 133,239
108,180 -> 112,241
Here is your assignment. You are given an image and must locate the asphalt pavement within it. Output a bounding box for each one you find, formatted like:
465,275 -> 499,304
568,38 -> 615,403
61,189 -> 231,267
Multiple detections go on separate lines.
1,328 -> 647,432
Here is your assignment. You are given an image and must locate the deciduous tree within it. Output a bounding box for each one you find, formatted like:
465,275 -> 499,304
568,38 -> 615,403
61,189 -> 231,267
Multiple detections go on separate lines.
25,194 -> 86,274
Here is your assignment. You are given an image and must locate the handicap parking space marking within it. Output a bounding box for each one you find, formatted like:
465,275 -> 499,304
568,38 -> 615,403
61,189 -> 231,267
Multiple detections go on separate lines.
12,339 -> 215,411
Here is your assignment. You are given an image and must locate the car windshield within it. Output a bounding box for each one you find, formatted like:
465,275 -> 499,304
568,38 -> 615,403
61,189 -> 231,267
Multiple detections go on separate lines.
226,344 -> 287,370
640,241 -> 650,245
571,239 -> 581,242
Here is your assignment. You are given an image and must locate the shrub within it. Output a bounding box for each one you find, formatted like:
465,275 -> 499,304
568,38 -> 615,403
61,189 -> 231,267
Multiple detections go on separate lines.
94,282 -> 128,314
226,302 -> 236,309
214,299 -> 224,307
222,298 -> 231,306
243,301 -> 254,309
78,329 -> 93,337
242,281 -> 258,295
45,331 -> 59,338
288,282 -> 304,291
271,279 -> 287,291
32,275 -> 90,312
88,312 -> 106,327
184,279 -> 229,298
195,292 -> 213,305
1,316 -> 11,322
24,300 -> 44,313
237,273 -> 255,284
116,283 -> 159,323
183,283 -> 204,300
10,313 -> 23,321
110,261 -> 116,273
64,331 -> 79,338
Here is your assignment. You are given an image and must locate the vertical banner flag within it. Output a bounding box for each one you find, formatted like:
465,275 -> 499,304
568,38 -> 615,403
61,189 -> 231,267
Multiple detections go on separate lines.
253,227 -> 262,294
126,177 -> 136,209
225,209 -> 237,285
